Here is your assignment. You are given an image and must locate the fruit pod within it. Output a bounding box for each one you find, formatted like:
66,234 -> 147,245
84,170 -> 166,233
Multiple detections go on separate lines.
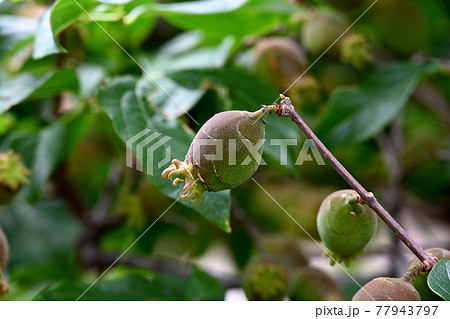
352,277 -> 421,301
162,106 -> 278,204
407,247 -> 450,301
289,267 -> 343,301
253,37 -> 307,91
316,189 -> 377,265
242,257 -> 289,301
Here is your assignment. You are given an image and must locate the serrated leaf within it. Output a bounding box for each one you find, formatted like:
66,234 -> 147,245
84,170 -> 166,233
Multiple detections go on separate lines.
33,0 -> 96,59
0,69 -> 78,113
428,259 -> 450,301
316,63 -> 438,147
97,76 -> 231,232
126,0 -> 304,42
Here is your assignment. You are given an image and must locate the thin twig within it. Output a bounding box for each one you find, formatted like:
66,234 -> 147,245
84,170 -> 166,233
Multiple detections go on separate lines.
277,95 -> 437,270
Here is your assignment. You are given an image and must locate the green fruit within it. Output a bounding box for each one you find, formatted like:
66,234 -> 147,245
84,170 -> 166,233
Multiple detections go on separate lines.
254,37 -> 307,91
352,277 -> 421,301
261,236 -> 308,268
339,33 -> 372,68
319,64 -> 358,94
301,10 -> 349,57
316,189 -> 377,265
407,248 -> 450,301
286,75 -> 321,109
0,150 -> 30,204
162,106 -> 278,204
367,0 -> 427,56
289,267 -> 343,301
243,257 -> 289,301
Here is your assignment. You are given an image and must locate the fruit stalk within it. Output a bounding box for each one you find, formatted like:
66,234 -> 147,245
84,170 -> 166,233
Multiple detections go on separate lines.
277,95 -> 436,269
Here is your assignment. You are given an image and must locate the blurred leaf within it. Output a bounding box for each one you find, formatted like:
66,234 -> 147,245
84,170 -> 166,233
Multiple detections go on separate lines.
0,69 -> 78,113
34,268 -> 224,300
428,259 -> 450,301
1,114 -> 92,201
185,266 -> 225,300
0,199 -> 81,268
33,0 -> 96,59
76,63 -> 106,98
316,63 -> 438,147
0,15 -> 37,60
97,76 -> 231,232
141,36 -> 234,77
126,0 -> 304,42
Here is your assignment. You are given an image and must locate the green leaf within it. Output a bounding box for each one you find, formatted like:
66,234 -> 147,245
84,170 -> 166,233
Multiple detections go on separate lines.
0,15 -> 37,60
0,199 -> 82,268
316,63 -> 438,147
34,268 -> 225,300
428,259 -> 450,301
185,266 -> 225,300
33,0 -> 96,59
126,0 -> 304,42
0,69 -> 78,113
1,114 -> 92,202
97,76 -> 231,232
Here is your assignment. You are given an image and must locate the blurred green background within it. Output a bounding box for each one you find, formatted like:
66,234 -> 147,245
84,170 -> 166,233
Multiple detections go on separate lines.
0,0 -> 449,301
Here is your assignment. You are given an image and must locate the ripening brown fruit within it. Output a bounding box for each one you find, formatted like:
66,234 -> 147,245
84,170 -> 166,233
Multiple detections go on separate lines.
162,106 -> 278,204
242,257 -> 289,301
301,10 -> 349,57
352,277 -> 421,301
289,267 -> 343,301
254,37 -> 307,91
317,189 -> 377,266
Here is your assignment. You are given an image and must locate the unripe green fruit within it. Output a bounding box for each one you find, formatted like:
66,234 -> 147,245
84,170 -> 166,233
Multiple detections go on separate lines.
352,277 -> 421,301
317,189 -> 377,265
339,33 -> 372,68
254,37 -> 307,91
319,64 -> 358,94
289,267 -> 343,301
407,248 -> 450,301
286,75 -> 321,109
162,106 -> 278,204
0,150 -> 30,204
301,10 -> 349,57
261,236 -> 308,269
367,0 -> 426,56
243,257 -> 289,301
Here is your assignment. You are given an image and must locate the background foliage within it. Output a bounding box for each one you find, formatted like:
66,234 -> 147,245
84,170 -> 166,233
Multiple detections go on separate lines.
0,0 -> 449,300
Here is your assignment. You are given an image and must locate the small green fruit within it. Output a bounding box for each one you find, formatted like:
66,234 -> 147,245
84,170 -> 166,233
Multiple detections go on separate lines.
316,189 -> 377,265
408,247 -> 450,301
301,10 -> 349,57
243,257 -> 289,301
352,277 -> 421,301
261,236 -> 308,268
162,106 -> 278,204
289,267 -> 343,301
319,63 -> 358,94
254,37 -> 307,91
0,150 -> 30,204
339,33 -> 372,68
